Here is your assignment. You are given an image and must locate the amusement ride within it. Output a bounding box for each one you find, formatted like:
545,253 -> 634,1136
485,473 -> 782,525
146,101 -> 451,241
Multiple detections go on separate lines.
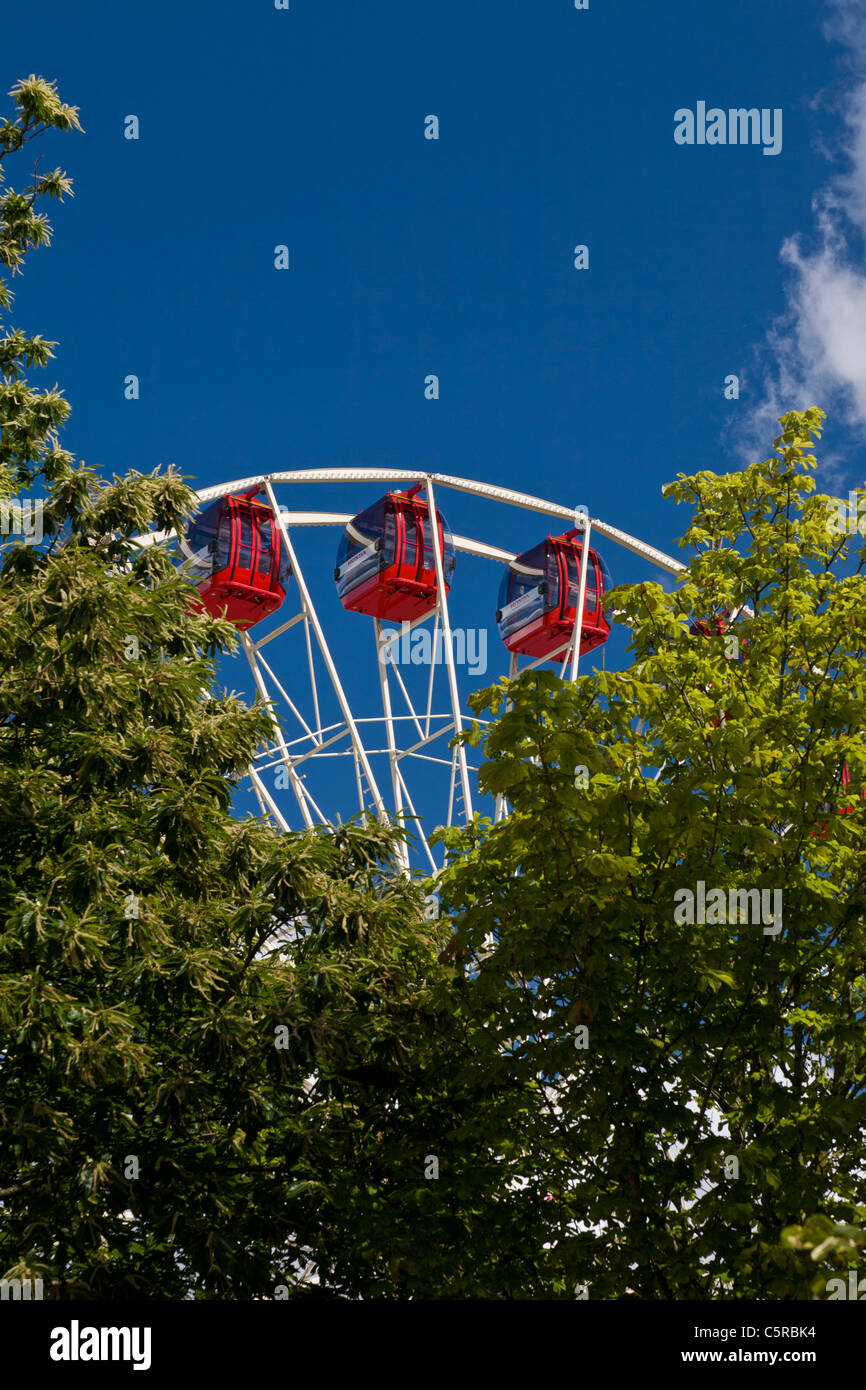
137,468 -> 692,870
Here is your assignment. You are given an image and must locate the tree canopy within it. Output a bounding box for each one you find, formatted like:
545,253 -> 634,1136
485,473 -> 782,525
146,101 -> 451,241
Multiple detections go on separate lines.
0,77 -> 551,1299
434,408 -> 866,1297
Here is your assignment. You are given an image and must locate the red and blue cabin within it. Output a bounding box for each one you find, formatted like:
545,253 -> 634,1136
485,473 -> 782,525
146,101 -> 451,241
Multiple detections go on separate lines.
689,609 -> 736,724
180,488 -> 291,630
334,486 -> 456,622
689,613 -> 729,639
495,529 -> 611,663
812,735 -> 865,838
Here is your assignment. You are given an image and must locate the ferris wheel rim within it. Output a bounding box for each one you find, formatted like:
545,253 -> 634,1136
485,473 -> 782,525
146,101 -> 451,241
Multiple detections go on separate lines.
135,466 -> 685,577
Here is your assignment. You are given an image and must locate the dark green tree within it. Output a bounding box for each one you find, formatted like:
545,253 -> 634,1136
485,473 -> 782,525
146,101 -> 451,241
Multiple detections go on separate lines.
0,76 -> 550,1300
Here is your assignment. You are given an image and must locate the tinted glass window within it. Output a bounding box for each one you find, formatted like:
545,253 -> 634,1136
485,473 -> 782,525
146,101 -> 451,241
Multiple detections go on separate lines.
179,500 -> 223,581
438,509 -> 457,585
496,542 -> 553,638
256,516 -> 273,574
335,501 -> 388,598
215,513 -> 231,572
421,516 -> 434,570
404,515 -> 418,570
566,547 -> 598,611
596,550 -> 613,618
276,540 -> 291,587
383,511 -> 396,566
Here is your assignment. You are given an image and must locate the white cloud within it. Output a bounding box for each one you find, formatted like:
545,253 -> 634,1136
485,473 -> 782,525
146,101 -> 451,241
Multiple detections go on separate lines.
739,1 -> 866,468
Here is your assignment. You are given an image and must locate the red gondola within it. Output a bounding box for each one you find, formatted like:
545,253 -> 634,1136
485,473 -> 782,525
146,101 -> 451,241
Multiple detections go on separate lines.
495,530 -> 611,663
334,485 -> 456,622
689,609 -> 738,725
812,737 -> 866,838
689,611 -> 729,639
180,489 -> 291,630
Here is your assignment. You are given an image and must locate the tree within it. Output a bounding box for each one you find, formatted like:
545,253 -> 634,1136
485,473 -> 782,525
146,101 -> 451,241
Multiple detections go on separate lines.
434,407 -> 866,1299
781,1214 -> 866,1298
0,76 -> 550,1300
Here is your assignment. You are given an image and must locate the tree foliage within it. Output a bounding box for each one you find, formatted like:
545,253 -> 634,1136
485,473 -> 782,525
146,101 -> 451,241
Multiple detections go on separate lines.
0,76 -> 550,1300
434,407 -> 866,1298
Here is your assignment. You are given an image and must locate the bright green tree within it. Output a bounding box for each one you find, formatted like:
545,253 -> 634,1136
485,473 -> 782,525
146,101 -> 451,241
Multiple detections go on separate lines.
434,407 -> 866,1299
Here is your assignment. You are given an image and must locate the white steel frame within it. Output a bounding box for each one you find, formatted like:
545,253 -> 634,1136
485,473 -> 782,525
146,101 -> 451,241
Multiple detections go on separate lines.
136,469 -> 683,869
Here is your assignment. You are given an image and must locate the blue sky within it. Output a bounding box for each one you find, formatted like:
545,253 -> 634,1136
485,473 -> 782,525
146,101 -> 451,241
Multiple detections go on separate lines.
7,0 -> 866,845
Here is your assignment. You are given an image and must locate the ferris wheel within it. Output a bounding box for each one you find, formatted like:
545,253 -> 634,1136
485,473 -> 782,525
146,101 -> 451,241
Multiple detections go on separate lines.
139,469 -> 684,872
